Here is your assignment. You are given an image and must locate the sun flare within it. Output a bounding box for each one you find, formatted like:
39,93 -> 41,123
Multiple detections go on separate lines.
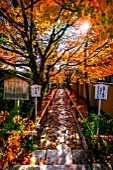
81,22 -> 90,32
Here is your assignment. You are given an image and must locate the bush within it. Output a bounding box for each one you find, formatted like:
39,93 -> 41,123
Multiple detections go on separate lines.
81,112 -> 113,164
0,109 -> 37,168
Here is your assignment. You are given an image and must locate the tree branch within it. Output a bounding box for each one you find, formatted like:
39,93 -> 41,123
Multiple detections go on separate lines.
0,57 -> 28,67
20,0 -> 29,33
54,0 -> 82,12
24,0 -> 40,10
0,46 -> 23,55
35,42 -> 43,57
0,11 -> 24,34
9,34 -> 26,51
30,0 -> 34,47
44,27 -> 55,57
53,23 -> 70,43
88,41 -> 108,58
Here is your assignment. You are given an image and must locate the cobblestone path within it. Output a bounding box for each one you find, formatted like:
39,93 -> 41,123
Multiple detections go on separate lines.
38,88 -> 83,150
28,88 -> 107,169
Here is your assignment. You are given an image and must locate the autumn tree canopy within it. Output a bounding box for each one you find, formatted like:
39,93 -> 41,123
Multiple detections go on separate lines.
54,0 -> 113,82
0,0 -> 113,92
0,0 -> 81,89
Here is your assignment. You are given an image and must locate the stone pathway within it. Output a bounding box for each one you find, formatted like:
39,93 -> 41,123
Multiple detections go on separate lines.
37,89 -> 83,150
30,148 -> 94,165
7,164 -> 107,170
28,89 -> 107,169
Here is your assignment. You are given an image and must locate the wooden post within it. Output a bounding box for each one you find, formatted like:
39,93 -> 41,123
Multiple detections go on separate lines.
35,97 -> 37,125
15,100 -> 20,113
98,99 -> 101,116
110,154 -> 113,169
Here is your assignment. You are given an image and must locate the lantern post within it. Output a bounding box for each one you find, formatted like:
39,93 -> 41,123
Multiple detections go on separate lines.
31,85 -> 42,127
94,83 -> 109,135
94,83 -> 109,116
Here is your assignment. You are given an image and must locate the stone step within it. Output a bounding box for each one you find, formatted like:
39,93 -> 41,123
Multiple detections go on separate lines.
3,149 -> 108,169
30,149 -> 94,165
4,164 -> 108,170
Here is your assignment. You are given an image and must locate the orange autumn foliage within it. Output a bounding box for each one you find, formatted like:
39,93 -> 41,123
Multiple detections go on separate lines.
0,0 -> 113,89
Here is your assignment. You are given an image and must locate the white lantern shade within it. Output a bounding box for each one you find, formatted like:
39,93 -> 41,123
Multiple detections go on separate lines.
31,85 -> 42,97
94,84 -> 108,100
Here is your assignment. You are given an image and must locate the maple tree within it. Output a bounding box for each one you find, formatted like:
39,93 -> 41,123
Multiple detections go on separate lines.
53,0 -> 113,113
62,26 -> 113,112
54,0 -> 113,79
0,0 -> 75,93
0,0 -> 113,110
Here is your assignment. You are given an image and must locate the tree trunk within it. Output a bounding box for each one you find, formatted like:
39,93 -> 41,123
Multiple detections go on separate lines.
85,77 -> 91,114
76,80 -> 79,102
84,41 -> 91,116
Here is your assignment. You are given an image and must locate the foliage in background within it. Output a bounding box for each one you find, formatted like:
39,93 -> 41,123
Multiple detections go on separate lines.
1,0 -> 113,92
